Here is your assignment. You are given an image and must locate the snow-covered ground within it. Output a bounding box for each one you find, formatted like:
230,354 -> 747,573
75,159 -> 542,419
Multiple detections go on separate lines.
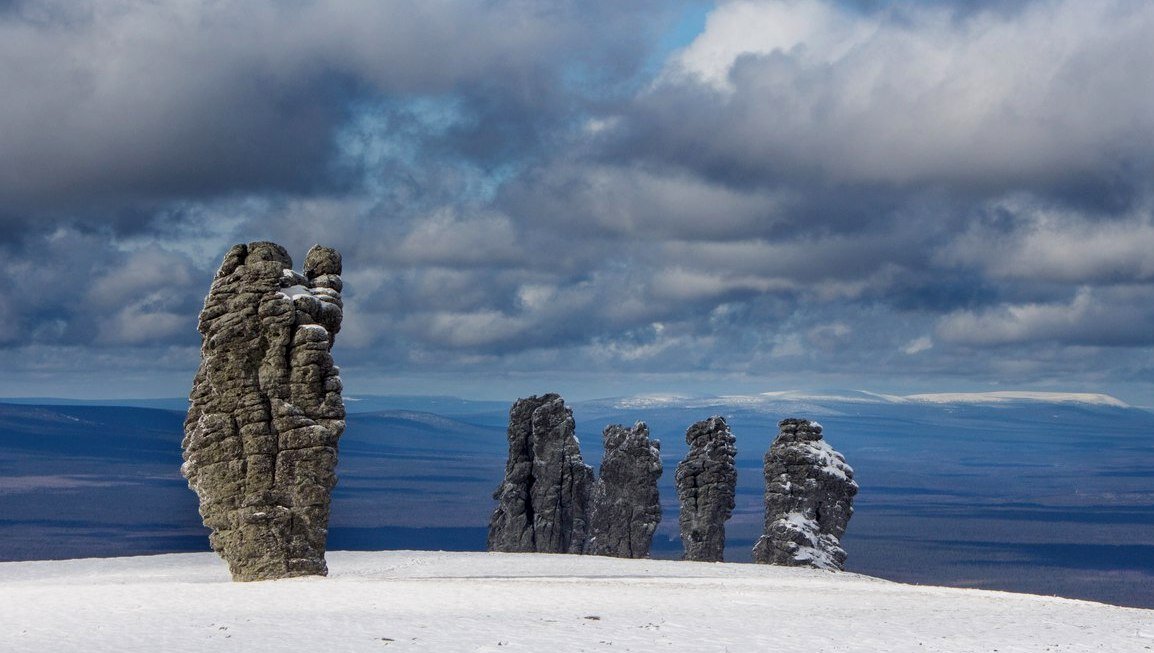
2,551 -> 1151,652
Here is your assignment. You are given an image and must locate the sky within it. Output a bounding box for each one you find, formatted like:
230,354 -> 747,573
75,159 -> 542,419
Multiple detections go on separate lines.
1,0 -> 1153,404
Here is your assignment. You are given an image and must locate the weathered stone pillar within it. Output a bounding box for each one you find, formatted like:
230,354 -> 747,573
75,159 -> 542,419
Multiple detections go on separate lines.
181,242 -> 345,581
675,416 -> 736,562
488,393 -> 593,554
752,418 -> 857,570
588,422 -> 663,558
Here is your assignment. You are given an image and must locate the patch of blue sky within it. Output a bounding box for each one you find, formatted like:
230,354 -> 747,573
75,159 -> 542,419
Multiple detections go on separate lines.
660,1 -> 715,55
636,1 -> 714,81
334,96 -> 520,207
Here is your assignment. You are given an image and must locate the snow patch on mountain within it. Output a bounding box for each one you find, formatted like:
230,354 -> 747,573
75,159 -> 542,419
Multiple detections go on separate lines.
903,391 -> 1129,407
609,389 -> 1130,411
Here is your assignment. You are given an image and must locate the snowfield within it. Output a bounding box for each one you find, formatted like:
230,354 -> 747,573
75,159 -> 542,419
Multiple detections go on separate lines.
2,551 -> 1152,652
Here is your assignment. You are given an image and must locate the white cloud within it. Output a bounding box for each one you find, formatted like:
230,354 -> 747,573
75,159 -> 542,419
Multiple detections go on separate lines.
935,286 -> 1154,346
806,322 -> 851,352
770,332 -> 806,358
649,267 -> 789,302
397,210 -> 521,267
939,197 -> 1154,283
503,163 -> 793,242
96,292 -> 187,345
647,0 -> 1154,187
666,0 -> 876,91
422,310 -> 530,349
87,250 -> 194,306
903,336 -> 933,355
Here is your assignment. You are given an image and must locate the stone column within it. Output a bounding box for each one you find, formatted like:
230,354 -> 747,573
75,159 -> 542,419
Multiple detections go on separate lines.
752,418 -> 857,570
588,422 -> 663,558
675,416 -> 736,562
181,242 -> 345,581
488,393 -> 594,554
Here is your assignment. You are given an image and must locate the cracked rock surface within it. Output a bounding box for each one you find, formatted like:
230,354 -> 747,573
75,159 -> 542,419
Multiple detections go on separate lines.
488,394 -> 594,554
752,418 -> 857,570
675,416 -> 737,562
181,242 -> 345,581
588,422 -> 663,559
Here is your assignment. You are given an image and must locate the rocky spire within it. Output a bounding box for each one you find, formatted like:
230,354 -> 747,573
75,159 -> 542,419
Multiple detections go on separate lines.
675,416 -> 737,562
488,394 -> 594,554
587,422 -> 663,559
181,242 -> 345,581
752,418 -> 857,570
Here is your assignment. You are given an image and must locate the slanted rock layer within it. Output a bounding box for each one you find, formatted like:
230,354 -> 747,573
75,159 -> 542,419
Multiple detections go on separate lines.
588,422 -> 663,558
752,418 -> 857,570
181,242 -> 345,581
488,394 -> 594,554
675,416 -> 737,562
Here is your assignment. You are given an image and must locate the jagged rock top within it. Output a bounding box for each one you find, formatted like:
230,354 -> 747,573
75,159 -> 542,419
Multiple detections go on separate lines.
774,419 -> 853,484
488,393 -> 593,554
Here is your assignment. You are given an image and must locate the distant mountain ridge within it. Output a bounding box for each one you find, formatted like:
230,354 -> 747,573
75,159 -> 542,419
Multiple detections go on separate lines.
606,389 -> 1132,410
0,389 -> 1137,414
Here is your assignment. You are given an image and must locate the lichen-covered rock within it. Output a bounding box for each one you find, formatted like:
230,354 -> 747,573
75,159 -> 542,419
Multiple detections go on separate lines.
752,418 -> 857,570
181,242 -> 345,582
588,422 -> 663,558
675,416 -> 737,562
488,394 -> 593,554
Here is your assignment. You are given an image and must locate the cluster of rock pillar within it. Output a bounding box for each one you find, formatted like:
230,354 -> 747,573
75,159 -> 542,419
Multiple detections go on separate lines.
487,396 -> 856,568
180,244 -> 857,580
487,394 -> 665,558
181,242 -> 345,582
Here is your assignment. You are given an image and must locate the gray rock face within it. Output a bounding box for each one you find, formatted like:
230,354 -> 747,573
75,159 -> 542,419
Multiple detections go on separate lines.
181,242 -> 345,582
675,416 -> 737,562
752,418 -> 857,570
588,422 -> 663,558
488,394 -> 594,554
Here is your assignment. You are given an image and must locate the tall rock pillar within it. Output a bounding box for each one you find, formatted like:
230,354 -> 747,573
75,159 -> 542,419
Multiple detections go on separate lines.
675,416 -> 737,562
181,242 -> 345,581
488,394 -> 594,554
752,418 -> 857,570
588,422 -> 663,558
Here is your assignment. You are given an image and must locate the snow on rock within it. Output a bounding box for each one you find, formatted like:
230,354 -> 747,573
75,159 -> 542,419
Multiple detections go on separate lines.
1,551 -> 1151,653
753,418 -> 857,570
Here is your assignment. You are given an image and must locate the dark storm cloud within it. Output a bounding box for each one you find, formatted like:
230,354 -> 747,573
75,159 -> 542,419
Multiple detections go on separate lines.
0,0 -> 673,220
0,226 -> 205,349
2,0 -> 1154,403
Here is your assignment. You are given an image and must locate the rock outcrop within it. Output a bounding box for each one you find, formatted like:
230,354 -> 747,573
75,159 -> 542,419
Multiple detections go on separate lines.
752,418 -> 857,570
587,422 -> 663,558
181,242 -> 345,581
488,394 -> 594,554
675,416 -> 737,562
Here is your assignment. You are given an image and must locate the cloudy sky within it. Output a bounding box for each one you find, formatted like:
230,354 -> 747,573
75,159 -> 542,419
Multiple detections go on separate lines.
2,0 -> 1153,404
